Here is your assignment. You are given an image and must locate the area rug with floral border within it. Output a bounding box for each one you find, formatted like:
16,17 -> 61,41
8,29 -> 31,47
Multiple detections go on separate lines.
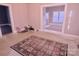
11,35 -> 68,56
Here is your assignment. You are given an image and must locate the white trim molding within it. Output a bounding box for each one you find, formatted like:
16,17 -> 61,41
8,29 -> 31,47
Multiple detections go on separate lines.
40,29 -> 79,40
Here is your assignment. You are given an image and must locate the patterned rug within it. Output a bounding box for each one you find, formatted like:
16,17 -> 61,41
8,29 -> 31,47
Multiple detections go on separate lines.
11,35 -> 68,56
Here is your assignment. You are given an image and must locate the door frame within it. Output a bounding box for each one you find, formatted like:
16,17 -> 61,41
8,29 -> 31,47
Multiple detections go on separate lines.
0,4 -> 16,37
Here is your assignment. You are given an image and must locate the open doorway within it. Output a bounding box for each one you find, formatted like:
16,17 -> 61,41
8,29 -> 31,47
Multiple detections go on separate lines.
42,5 -> 65,32
0,5 -> 12,35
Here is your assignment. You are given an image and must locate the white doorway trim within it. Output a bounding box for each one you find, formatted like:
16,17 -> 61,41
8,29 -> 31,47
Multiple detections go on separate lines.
0,4 -> 16,37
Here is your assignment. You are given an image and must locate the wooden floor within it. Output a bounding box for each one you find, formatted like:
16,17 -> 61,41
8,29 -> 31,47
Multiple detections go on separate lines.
0,31 -> 79,56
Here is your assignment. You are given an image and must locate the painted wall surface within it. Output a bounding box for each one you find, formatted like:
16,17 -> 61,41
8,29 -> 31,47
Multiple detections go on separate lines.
28,3 -> 79,36
27,3 -> 64,30
10,3 -> 56,32
2,3 -> 78,36
64,3 -> 79,35
10,3 -> 28,31
27,4 -> 41,30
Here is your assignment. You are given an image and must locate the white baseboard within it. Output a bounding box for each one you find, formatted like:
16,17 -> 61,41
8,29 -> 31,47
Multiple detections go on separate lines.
39,29 -> 79,40
12,30 -> 17,34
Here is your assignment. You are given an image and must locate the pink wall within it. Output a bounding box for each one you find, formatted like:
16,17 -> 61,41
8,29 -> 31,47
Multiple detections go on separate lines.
8,3 -> 79,35
27,3 -> 65,30
10,3 -> 65,31
64,3 -> 79,35
27,3 -> 79,36
10,3 -> 28,31
28,4 -> 41,30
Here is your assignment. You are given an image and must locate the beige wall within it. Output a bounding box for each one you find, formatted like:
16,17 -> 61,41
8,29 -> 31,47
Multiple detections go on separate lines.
64,3 -> 79,35
10,3 -> 28,31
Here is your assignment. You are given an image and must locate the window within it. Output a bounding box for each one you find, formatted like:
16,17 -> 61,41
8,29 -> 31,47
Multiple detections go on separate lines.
44,12 -> 49,25
53,11 -> 64,23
